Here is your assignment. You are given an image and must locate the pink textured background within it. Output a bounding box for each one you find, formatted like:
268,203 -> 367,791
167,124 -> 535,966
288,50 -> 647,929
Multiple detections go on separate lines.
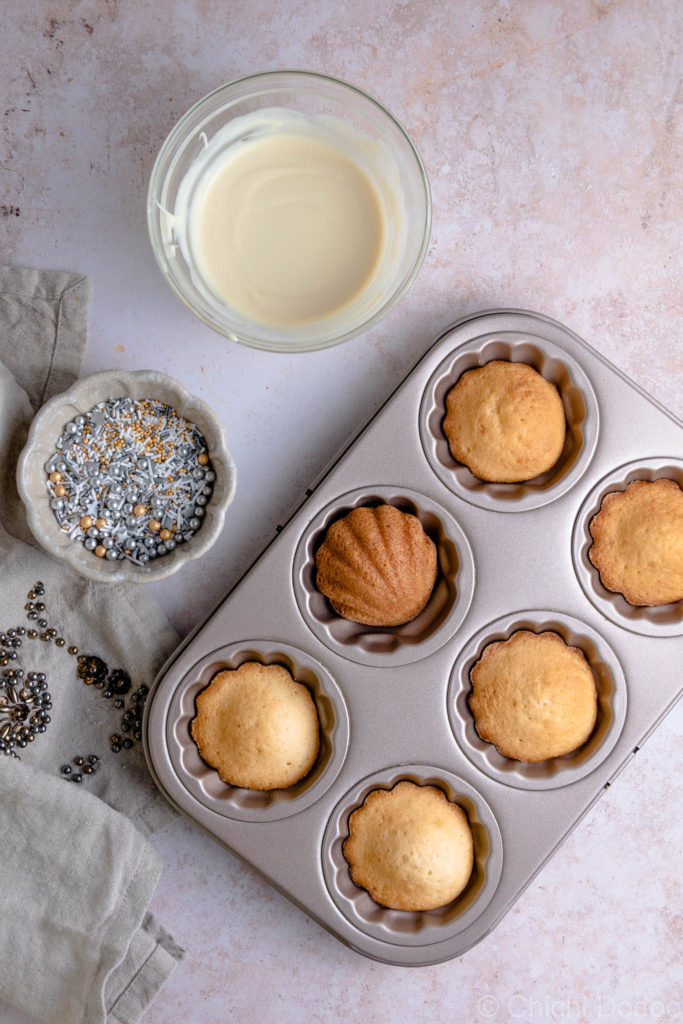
2,2 -> 681,1022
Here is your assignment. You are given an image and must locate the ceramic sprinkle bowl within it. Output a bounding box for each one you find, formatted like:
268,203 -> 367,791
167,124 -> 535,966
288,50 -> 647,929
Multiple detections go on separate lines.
17,370 -> 236,583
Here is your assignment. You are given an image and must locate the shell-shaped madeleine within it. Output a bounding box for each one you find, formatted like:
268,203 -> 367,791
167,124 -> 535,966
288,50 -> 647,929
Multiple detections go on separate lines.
315,504 -> 438,626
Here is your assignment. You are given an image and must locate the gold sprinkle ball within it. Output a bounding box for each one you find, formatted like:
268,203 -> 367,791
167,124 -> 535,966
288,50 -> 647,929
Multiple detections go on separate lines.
80,515 -> 93,530
94,545 -> 107,558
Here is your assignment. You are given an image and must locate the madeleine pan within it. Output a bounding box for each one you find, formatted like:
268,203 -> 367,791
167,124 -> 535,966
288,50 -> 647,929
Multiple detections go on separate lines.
144,309 -> 682,966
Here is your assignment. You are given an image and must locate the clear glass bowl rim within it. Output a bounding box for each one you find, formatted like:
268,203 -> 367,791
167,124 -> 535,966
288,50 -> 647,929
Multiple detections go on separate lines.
147,69 -> 432,353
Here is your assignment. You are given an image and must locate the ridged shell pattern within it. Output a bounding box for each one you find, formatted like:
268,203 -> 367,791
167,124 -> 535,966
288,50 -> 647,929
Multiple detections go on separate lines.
315,504 -> 438,627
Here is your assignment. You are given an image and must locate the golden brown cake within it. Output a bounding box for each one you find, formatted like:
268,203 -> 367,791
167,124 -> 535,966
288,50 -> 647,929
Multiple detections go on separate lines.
190,661 -> 319,790
588,478 -> 683,606
442,360 -> 566,482
469,630 -> 598,762
343,781 -> 474,911
315,504 -> 437,626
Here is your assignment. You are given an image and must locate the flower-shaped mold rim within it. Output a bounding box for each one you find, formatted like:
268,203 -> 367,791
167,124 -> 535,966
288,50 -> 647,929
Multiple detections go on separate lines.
447,610 -> 627,790
419,331 -> 599,512
571,457 -> 683,637
292,486 -> 475,667
166,640 -> 350,822
321,764 -> 503,948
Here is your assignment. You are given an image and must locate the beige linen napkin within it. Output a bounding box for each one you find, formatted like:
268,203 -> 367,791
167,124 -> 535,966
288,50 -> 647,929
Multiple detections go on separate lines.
0,266 -> 185,1023
1,758 -> 184,1024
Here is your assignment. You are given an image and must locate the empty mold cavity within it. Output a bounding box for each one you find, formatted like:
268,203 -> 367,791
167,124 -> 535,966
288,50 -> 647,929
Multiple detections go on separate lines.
572,458 -> 683,637
293,486 -> 475,667
419,331 -> 599,511
321,765 -> 503,948
447,611 -> 627,790
166,641 -> 350,822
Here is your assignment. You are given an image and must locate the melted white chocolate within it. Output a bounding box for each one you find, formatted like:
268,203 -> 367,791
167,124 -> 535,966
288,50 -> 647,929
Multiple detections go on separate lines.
193,134 -> 384,325
173,110 -> 403,329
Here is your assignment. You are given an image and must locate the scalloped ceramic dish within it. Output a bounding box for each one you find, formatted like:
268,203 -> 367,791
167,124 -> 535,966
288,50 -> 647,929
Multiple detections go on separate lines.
17,369 -> 236,583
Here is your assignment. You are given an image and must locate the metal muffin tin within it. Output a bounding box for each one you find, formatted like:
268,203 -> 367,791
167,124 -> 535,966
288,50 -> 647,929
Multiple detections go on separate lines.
144,309 -> 683,966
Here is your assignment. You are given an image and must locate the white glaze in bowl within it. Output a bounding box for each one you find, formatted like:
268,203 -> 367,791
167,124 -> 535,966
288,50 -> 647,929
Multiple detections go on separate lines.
148,70 -> 431,352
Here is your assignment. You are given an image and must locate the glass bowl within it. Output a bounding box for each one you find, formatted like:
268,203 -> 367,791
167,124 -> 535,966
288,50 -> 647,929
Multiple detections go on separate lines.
147,70 -> 431,353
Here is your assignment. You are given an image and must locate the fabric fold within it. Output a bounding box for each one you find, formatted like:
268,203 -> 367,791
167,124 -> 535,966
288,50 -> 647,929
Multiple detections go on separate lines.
0,759 -> 185,1024
0,264 -> 90,409
0,266 -> 186,1023
105,914 -> 187,1024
